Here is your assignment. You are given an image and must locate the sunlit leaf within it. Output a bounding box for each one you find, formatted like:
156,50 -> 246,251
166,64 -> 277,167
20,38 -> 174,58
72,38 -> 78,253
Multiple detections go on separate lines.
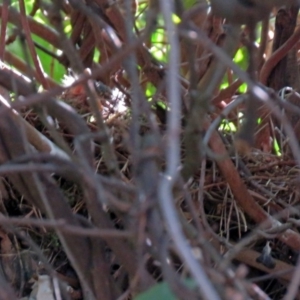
220,120 -> 237,132
273,138 -> 281,156
152,29 -> 165,44
150,27 -> 168,62
156,101 -> 167,110
238,83 -> 248,93
172,14 -> 181,24
145,82 -> 157,97
220,81 -> 229,90
183,0 -> 199,9
150,46 -> 167,62
64,23 -> 72,34
234,47 -> 248,70
93,48 -> 100,62
220,47 -> 249,91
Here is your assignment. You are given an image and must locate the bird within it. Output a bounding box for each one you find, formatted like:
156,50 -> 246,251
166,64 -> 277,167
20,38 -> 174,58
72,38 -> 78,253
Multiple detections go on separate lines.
61,73 -> 112,115
256,241 -> 276,269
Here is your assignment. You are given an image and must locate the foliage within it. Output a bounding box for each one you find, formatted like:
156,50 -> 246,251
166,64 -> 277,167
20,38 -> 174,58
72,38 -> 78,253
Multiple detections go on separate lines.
134,280 -> 196,300
0,0 -> 300,300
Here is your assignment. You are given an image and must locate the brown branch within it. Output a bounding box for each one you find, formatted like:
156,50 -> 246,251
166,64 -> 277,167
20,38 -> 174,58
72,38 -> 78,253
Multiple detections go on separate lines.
259,22 -> 300,85
0,216 -> 132,238
4,52 -> 59,89
78,27 -> 96,65
0,106 -> 97,297
0,0 -> 9,60
182,25 -> 241,181
0,6 -> 61,49
18,0 -> 49,89
257,16 -> 269,70
70,10 -> 86,45
212,78 -> 243,105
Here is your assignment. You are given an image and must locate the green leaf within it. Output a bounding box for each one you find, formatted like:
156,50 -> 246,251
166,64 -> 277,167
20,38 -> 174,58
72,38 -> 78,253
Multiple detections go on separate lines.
145,82 -> 157,98
220,47 -> 249,91
233,47 -> 248,71
134,282 -> 177,300
134,280 -> 196,300
172,14 -> 181,24
183,0 -> 200,9
220,120 -> 237,132
273,138 -> 281,156
238,83 -> 248,93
